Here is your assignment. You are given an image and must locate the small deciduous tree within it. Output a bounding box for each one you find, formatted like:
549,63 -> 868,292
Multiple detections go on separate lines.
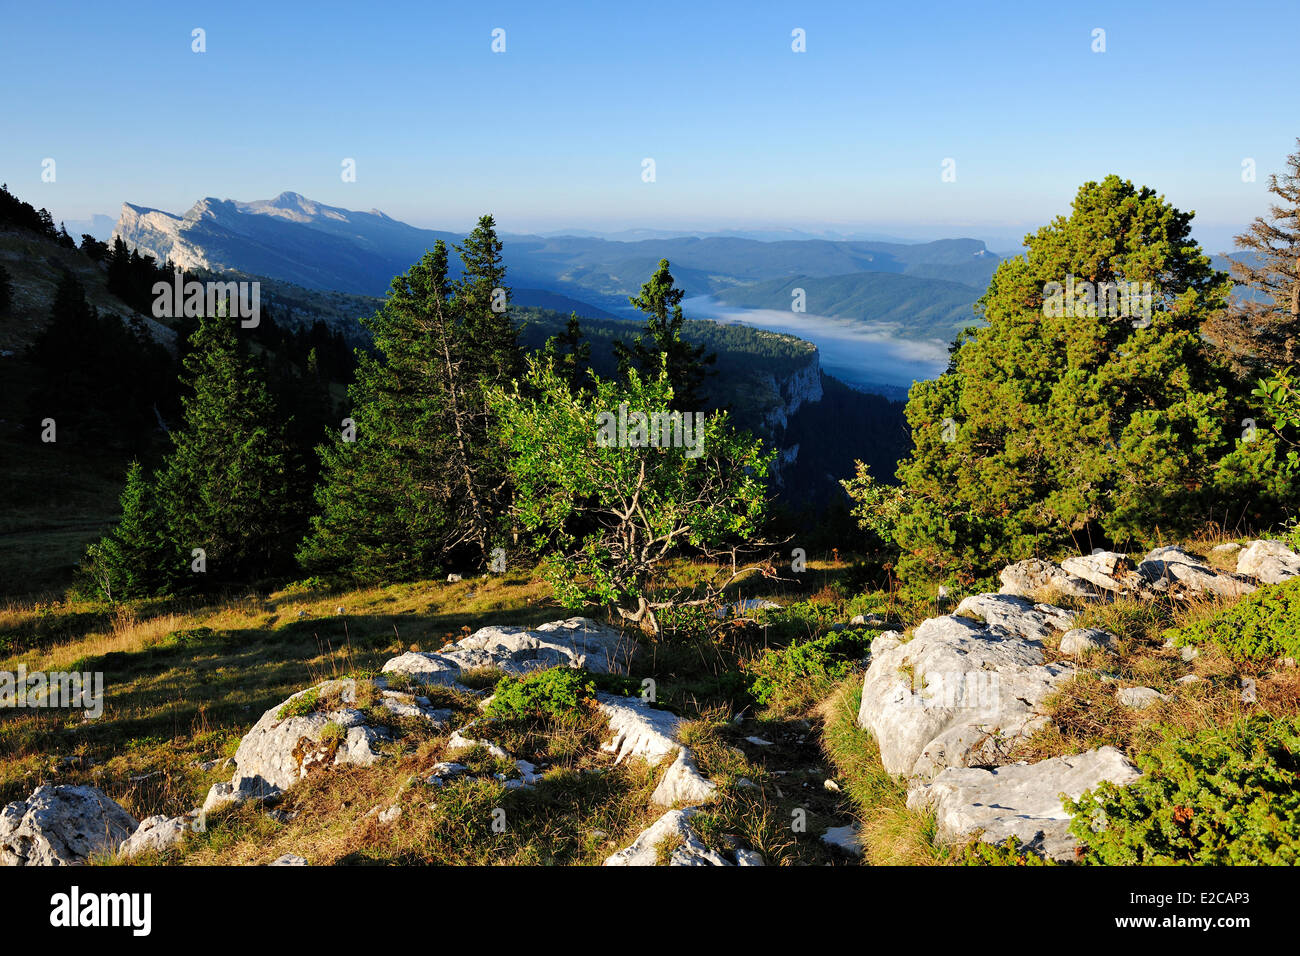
490,357 -> 774,635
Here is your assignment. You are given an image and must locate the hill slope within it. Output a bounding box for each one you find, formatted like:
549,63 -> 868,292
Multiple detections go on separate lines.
712,271 -> 984,342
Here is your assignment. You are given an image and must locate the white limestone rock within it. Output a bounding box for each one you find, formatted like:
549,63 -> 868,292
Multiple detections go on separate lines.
229,681 -> 381,801
598,693 -> 683,767
651,748 -> 718,807
954,593 -> 1076,641
821,824 -> 863,857
0,785 -> 138,866
215,677 -> 446,807
1059,627 -> 1118,656
427,762 -> 468,786
1138,546 -> 1257,598
1117,686 -> 1168,709
1060,551 -> 1140,593
446,729 -> 509,760
998,558 -> 1100,600
603,808 -> 731,866
857,610 -> 1075,779
381,617 -> 635,685
1236,540 -> 1300,584
907,746 -> 1140,861
871,631 -> 904,656
118,813 -> 191,859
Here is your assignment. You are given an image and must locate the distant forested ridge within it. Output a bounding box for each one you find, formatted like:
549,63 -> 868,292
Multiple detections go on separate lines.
712,270 -> 984,342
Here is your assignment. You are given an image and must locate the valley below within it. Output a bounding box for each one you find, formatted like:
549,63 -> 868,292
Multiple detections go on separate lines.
683,295 -> 950,398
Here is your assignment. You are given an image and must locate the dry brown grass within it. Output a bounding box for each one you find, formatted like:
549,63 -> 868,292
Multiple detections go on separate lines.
1017,586 -> 1300,762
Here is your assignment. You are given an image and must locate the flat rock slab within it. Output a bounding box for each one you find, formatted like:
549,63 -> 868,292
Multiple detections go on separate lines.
381,616 -> 634,685
119,813 -> 192,859
857,609 -> 1074,779
954,593 -> 1076,641
1,784 -> 138,866
907,746 -> 1140,861
821,824 -> 864,857
1060,551 -> 1141,593
1059,627 -> 1118,655
1117,686 -> 1168,709
1138,546 -> 1257,598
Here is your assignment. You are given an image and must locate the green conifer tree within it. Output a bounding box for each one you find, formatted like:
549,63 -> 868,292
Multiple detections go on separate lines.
885,176 -> 1235,578
614,259 -> 715,409
154,310 -> 299,587
81,461 -> 170,600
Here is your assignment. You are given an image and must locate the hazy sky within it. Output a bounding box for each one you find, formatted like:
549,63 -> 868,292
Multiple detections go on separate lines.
3,0 -> 1296,251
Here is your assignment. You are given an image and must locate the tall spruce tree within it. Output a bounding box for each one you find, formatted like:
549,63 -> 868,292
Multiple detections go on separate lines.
154,309 -> 300,588
450,216 -> 523,552
455,215 -> 521,385
614,259 -> 715,409
300,223 -> 527,582
300,242 -> 469,579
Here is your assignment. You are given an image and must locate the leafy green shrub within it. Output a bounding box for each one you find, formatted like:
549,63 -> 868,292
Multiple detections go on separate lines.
485,667 -> 596,722
590,672 -> 646,698
1166,577 -> 1300,662
164,627 -> 215,648
959,836 -> 1055,866
745,629 -> 872,709
1065,716 -> 1300,864
1282,516 -> 1300,554
754,600 -> 843,638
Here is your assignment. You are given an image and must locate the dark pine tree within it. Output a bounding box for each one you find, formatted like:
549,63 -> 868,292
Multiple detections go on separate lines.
614,258 -> 716,409
82,461 -> 171,600
154,310 -> 301,589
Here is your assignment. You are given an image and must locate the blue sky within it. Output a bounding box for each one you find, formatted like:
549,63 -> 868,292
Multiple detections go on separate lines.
2,0 -> 1296,251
